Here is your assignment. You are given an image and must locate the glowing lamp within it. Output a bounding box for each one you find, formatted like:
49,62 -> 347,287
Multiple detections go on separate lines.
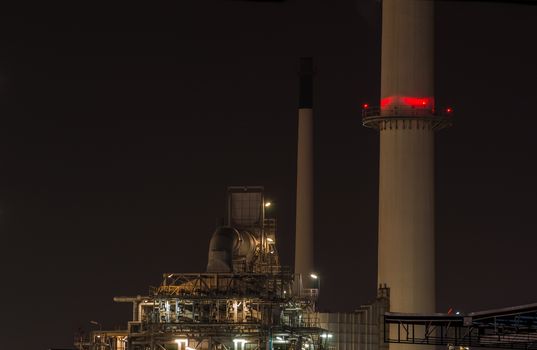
233,339 -> 248,350
446,107 -> 453,113
363,103 -> 369,109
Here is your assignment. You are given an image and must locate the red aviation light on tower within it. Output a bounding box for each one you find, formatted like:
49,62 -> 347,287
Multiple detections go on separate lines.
363,103 -> 369,109
446,107 -> 453,114
400,97 -> 432,108
380,96 -> 434,109
380,97 -> 394,108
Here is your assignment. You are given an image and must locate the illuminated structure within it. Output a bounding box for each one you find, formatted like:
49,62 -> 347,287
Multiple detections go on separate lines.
362,0 -> 451,349
75,187 -> 329,350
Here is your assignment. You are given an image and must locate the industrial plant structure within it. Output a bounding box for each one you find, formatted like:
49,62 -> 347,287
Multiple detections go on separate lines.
73,187 -> 389,350
75,186 -> 323,350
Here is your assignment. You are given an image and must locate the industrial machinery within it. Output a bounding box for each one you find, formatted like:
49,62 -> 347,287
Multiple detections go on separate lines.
74,186 -> 329,350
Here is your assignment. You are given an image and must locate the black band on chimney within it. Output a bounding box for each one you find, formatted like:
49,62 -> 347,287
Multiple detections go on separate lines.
299,57 -> 313,108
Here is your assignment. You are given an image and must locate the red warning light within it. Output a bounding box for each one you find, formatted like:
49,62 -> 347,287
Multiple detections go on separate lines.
380,97 -> 394,108
363,103 -> 369,109
381,96 -> 434,109
401,97 -> 431,108
446,107 -> 453,113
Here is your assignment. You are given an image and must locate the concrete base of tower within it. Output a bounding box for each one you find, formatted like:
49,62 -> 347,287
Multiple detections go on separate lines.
378,120 -> 435,316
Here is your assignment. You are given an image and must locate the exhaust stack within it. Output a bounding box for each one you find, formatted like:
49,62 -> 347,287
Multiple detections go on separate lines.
295,57 -> 315,287
363,1 -> 450,346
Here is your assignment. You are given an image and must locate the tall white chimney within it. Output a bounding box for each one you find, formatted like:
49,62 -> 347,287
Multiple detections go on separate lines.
363,0 -> 450,347
295,57 -> 315,287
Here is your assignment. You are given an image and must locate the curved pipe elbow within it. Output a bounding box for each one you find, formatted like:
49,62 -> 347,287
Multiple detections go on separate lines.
207,227 -> 238,273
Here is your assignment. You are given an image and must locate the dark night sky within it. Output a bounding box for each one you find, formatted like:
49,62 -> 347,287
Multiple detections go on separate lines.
1,1 -> 536,349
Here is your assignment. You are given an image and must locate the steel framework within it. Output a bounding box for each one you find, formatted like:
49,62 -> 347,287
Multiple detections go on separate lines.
75,272 -> 326,350
384,303 -> 537,349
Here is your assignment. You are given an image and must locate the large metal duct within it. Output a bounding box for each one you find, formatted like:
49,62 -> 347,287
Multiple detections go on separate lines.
207,227 -> 257,273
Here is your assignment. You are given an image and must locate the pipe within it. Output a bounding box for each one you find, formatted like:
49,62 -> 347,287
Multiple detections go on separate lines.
206,227 -> 258,272
207,227 -> 237,273
113,295 -> 149,321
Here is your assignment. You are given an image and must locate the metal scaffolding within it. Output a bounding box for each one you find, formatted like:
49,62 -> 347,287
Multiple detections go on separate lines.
74,186 -> 328,350
75,271 -> 327,350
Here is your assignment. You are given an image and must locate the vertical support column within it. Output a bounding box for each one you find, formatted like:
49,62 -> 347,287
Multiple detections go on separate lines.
295,57 -> 315,288
378,122 -> 435,315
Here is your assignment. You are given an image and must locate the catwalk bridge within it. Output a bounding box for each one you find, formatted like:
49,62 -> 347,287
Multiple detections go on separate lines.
384,303 -> 537,349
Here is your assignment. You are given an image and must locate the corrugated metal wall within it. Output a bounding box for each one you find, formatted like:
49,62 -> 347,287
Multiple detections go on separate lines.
318,292 -> 389,350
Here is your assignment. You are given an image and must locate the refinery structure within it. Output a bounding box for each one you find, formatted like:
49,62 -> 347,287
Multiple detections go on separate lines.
74,186 -> 389,350
70,1 -> 537,350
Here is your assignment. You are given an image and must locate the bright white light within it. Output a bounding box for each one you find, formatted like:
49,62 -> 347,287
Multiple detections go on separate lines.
310,273 -> 318,279
328,334 -> 333,338
320,334 -> 327,338
276,337 -> 283,341
266,237 -> 274,242
233,338 -> 247,350
168,273 -> 173,278
265,202 -> 272,207
175,339 -> 188,345
455,311 -> 460,315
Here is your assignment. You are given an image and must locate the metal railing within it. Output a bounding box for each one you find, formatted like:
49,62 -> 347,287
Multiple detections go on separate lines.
362,106 -> 453,118
361,106 -> 453,130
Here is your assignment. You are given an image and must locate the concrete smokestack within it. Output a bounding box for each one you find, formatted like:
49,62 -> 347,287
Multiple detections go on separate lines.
363,0 -> 449,339
379,0 -> 436,317
295,57 -> 315,285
